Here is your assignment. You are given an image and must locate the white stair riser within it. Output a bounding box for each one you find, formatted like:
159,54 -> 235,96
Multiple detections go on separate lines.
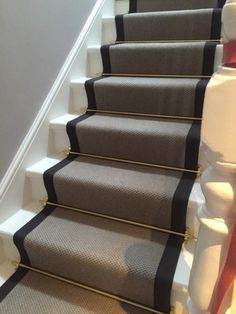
0,261 -> 16,287
70,78 -> 88,114
24,158 -> 60,205
102,17 -> 116,44
25,174 -> 48,203
87,46 -> 103,77
49,128 -> 70,157
1,237 -> 19,263
115,0 -> 129,15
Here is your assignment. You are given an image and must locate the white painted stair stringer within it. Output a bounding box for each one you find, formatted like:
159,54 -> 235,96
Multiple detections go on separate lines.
0,0 -> 116,284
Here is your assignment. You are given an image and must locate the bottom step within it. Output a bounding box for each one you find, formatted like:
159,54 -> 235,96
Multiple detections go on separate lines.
0,270 -> 151,314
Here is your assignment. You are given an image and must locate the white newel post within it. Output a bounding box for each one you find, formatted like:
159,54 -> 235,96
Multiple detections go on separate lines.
187,1 -> 236,313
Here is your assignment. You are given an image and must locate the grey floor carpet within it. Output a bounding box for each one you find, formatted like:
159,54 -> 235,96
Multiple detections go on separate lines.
0,1 -> 222,313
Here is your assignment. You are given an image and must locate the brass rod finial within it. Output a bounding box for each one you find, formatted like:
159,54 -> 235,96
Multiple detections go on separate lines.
197,165 -> 203,178
39,197 -> 48,207
63,148 -> 71,156
184,229 -> 197,242
80,107 -> 87,114
12,260 -> 20,270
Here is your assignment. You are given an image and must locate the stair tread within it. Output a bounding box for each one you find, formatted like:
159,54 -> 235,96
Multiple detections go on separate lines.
102,42 -> 217,76
47,156 -> 194,233
27,157 -> 59,175
25,157 -> 203,238
0,270 -> 151,314
0,202 -> 195,288
86,76 -> 208,118
129,0 -> 224,13
68,113 -> 200,169
50,114 -> 78,127
117,8 -> 221,41
17,206 -> 183,309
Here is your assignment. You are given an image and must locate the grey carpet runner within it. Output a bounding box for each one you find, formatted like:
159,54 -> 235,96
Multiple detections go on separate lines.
85,77 -> 208,118
129,0 -> 225,13
0,1 -> 224,313
0,271 -> 151,314
116,9 -> 221,41
101,42 -> 217,76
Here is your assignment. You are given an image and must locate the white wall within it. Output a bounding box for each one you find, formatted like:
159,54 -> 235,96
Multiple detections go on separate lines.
0,0 -> 96,181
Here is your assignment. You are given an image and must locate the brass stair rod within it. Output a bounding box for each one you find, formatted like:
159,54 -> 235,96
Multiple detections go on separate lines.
44,200 -> 195,241
115,39 -> 221,44
15,262 -> 170,314
100,73 -> 212,79
86,108 -> 202,121
68,151 -> 201,175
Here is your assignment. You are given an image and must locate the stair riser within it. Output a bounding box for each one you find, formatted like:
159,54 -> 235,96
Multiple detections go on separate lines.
53,112 -> 207,161
70,79 -> 88,114
87,44 -> 223,77
49,128 -> 70,158
1,237 -> 19,263
24,158 -> 60,204
25,157 -> 202,237
102,17 -> 116,45
50,116 -> 201,164
115,0 -> 129,15
69,115 -> 200,170
87,47 -> 103,77
127,0 -> 225,12
71,76 -> 207,119
117,10 -> 222,42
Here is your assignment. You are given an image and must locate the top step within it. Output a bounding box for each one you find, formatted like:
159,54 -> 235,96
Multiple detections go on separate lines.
128,0 -> 226,13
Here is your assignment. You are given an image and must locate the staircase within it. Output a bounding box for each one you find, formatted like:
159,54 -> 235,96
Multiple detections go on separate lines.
0,0 -> 225,313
